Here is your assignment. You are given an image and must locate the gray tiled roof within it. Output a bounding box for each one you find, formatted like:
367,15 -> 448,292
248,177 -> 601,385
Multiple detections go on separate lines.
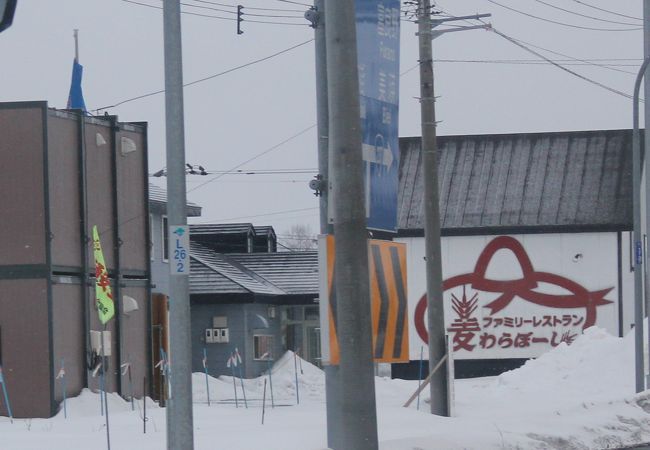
228,252 -> 318,295
149,183 -> 202,217
190,258 -> 248,295
398,129 -> 633,232
190,242 -> 317,296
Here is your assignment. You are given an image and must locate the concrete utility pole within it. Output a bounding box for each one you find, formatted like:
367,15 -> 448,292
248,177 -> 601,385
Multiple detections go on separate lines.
417,4 -> 490,415
323,0 -> 379,448
307,1 -> 341,449
417,0 -> 448,417
162,1 -> 194,448
639,0 -> 650,386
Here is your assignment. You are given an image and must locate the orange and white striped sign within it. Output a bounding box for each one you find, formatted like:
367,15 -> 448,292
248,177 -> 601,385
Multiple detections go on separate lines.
319,235 -> 409,365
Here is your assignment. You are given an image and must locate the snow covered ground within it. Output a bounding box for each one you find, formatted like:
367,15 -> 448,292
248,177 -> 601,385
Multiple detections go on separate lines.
2,327 -> 650,449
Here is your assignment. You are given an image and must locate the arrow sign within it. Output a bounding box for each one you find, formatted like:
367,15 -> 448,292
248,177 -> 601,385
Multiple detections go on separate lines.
362,141 -> 394,168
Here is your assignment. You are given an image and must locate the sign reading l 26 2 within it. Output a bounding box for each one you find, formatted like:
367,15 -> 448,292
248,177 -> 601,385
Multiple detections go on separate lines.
170,225 -> 190,275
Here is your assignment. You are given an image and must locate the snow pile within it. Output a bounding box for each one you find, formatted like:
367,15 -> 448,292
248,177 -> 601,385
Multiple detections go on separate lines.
463,327 -> 636,415
2,328 -> 650,449
395,327 -> 650,449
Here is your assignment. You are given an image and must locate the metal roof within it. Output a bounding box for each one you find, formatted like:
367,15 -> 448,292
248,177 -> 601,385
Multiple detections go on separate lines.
398,129 -> 633,232
190,223 -> 254,236
148,183 -> 202,217
253,226 -> 276,237
189,242 -> 317,296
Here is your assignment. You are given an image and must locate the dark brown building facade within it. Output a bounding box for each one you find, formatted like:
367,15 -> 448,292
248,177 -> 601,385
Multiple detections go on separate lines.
0,101 -> 151,418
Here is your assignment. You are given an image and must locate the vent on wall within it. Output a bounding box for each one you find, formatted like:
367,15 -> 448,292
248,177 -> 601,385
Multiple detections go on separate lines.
120,136 -> 137,156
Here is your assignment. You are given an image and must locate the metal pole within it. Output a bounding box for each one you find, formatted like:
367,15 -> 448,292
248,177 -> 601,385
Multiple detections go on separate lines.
163,1 -> 194,448
639,0 -> 650,386
73,29 -> 79,61
324,0 -> 379,448
311,2 -> 342,447
418,0 -> 449,416
633,56 -> 650,393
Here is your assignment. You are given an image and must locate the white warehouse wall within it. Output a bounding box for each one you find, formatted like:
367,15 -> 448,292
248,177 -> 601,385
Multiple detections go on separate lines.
397,232 -> 628,361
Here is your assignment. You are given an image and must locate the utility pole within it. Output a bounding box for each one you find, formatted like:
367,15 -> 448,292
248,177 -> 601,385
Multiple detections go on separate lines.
306,2 -> 341,449
417,2 -> 490,416
417,0 -> 448,417
163,1 -> 194,449
635,0 -> 650,386
324,0 -> 378,448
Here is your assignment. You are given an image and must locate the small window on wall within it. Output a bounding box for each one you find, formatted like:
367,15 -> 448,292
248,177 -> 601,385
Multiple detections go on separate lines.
254,335 -> 274,360
162,215 -> 169,262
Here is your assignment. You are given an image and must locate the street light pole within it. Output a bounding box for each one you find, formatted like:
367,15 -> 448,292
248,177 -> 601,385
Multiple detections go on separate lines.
633,56 -> 650,394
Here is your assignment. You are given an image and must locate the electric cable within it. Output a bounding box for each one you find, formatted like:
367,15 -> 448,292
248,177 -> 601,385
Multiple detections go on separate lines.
484,0 -> 642,31
186,0 -> 305,13
195,206 -> 319,223
187,124 -> 316,193
180,1 -> 306,19
122,0 -> 309,24
94,38 -> 313,112
488,26 -> 635,100
275,0 -> 311,7
570,0 -> 642,22
531,0 -> 641,26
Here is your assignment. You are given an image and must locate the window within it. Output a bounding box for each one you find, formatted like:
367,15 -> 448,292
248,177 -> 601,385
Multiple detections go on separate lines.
254,335 -> 274,360
162,215 -> 169,262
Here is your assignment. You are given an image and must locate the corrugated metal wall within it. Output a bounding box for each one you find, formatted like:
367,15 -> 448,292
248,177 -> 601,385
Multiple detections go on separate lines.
0,102 -> 150,418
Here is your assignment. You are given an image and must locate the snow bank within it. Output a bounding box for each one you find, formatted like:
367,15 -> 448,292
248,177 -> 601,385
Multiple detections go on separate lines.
2,329 -> 650,449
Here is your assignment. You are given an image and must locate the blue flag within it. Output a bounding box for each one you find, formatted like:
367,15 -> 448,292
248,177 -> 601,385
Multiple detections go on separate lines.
67,59 -> 87,112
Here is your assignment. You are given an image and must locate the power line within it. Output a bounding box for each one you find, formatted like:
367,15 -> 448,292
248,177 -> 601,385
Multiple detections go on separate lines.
570,0 -> 642,21
431,5 -> 639,97
186,0 -> 305,13
488,26 -> 635,100
187,124 -> 316,193
95,38 -> 313,111
484,0 -> 642,31
195,168 -> 317,174
180,0 -> 305,19
504,33 -> 637,75
434,58 -> 638,73
122,0 -> 308,25
195,206 -> 319,223
123,0 -> 234,20
531,0 -> 641,26
275,0 -> 311,7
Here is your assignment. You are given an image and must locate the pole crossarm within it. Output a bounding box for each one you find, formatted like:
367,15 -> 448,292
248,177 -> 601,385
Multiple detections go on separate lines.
431,24 -> 492,39
428,12 -> 492,40
430,13 -> 491,26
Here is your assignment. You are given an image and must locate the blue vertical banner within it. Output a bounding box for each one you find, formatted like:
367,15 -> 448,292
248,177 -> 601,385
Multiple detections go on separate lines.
356,0 -> 401,232
67,59 -> 87,112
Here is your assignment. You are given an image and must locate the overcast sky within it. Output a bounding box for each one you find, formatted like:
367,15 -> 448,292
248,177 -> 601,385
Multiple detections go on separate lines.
0,0 -> 642,239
